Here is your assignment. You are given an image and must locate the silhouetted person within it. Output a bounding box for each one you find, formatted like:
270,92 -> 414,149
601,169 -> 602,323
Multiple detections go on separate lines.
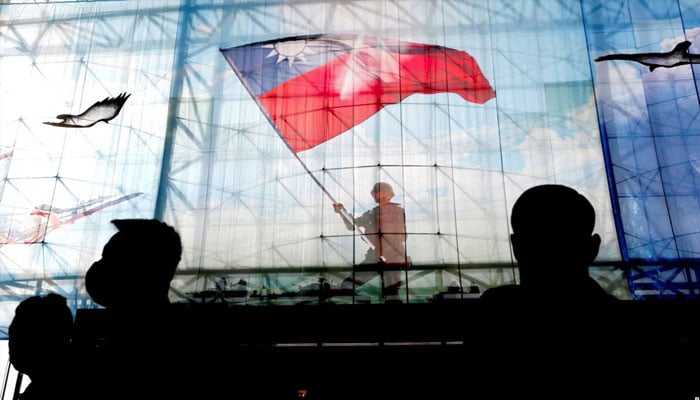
85,218 -> 182,310
8,293 -> 73,400
480,184 -> 616,301
79,219 -> 183,399
475,184 -> 620,398
333,181 -> 410,300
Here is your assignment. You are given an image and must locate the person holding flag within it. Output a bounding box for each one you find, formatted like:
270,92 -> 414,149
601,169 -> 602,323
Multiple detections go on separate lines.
333,181 -> 410,301
222,35 -> 493,301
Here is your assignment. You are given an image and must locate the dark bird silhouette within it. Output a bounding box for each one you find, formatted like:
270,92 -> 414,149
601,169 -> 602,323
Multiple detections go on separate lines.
595,41 -> 700,72
44,92 -> 131,128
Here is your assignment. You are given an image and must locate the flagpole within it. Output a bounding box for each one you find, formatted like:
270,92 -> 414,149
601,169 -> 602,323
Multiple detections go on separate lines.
221,48 -> 374,250
267,127 -> 376,251
287,146 -> 375,251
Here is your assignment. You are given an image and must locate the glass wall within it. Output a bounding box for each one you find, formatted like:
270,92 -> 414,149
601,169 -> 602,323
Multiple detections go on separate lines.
0,0 -> 698,335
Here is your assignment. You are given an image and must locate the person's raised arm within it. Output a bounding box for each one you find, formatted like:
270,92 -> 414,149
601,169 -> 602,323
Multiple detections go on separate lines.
333,203 -> 356,231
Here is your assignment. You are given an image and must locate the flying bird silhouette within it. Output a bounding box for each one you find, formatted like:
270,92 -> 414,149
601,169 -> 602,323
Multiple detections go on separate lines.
595,41 -> 700,72
44,92 -> 131,128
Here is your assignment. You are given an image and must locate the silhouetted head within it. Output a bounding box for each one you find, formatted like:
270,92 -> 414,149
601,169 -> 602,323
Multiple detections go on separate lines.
8,293 -> 73,379
371,182 -> 395,204
85,219 -> 182,309
510,184 -> 600,287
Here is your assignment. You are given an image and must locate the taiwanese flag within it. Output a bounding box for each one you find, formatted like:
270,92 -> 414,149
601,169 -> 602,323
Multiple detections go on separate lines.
221,34 -> 495,153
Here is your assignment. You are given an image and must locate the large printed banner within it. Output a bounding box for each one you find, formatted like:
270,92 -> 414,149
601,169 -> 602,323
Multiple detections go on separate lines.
0,0 -> 698,334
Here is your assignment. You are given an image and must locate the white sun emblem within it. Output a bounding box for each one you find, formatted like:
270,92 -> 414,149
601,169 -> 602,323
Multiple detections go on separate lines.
262,40 -> 315,66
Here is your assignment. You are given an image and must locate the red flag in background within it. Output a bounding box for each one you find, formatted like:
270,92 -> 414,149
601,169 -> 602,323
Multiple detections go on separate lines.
221,34 -> 496,153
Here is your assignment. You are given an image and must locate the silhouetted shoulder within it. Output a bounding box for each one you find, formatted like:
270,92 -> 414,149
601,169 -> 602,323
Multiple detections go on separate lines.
479,284 -> 523,300
581,277 -> 619,301
480,277 -> 617,302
